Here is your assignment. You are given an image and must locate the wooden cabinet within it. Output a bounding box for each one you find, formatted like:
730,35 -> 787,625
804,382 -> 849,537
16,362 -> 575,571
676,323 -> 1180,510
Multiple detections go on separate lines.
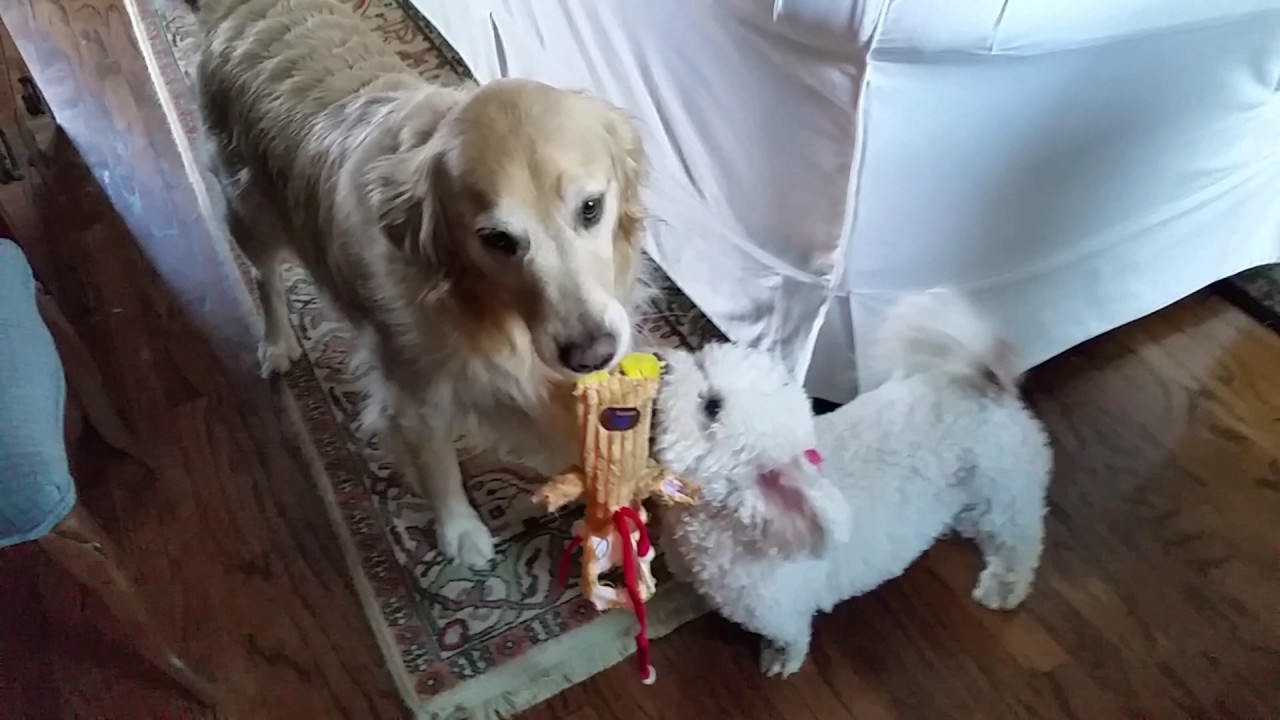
0,18 -> 56,282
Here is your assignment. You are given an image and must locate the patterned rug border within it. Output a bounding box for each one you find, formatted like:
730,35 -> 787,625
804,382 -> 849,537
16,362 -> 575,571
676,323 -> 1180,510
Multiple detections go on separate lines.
128,1 -> 708,716
392,0 -> 472,78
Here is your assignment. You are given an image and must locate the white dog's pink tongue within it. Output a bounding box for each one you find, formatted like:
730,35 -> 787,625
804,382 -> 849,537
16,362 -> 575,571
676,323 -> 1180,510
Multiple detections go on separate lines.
759,469 -> 807,512
803,448 -> 824,467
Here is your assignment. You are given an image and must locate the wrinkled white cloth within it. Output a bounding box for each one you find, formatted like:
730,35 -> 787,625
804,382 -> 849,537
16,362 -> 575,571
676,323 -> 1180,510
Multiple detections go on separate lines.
413,0 -> 1280,401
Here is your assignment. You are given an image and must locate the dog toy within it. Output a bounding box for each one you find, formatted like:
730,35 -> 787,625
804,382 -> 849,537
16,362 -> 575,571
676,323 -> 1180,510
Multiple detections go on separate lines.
533,352 -> 699,685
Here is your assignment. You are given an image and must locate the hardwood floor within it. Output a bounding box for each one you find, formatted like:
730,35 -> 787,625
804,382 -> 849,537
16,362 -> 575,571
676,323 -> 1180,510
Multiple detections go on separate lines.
0,1 -> 1277,719
0,2 -> 403,718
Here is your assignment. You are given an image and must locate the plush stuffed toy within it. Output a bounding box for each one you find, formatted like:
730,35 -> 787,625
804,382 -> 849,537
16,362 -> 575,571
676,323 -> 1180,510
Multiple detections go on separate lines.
533,352 -> 699,685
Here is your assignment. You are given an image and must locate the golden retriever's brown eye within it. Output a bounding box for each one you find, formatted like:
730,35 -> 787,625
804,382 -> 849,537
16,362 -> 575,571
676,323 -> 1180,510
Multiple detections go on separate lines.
478,229 -> 521,257
579,195 -> 604,229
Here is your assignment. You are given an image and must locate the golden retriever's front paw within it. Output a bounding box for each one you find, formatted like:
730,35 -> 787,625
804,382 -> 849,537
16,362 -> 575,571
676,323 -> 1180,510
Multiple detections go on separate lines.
437,513 -> 496,570
258,333 -> 302,378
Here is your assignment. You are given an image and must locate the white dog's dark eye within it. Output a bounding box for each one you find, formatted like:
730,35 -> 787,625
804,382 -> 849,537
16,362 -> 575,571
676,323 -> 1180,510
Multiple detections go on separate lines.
579,195 -> 604,228
478,229 -> 521,257
702,392 -> 723,423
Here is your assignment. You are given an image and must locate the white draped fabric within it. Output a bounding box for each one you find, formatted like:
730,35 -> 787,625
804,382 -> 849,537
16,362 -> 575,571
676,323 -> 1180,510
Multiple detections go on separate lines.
411,0 -> 1280,401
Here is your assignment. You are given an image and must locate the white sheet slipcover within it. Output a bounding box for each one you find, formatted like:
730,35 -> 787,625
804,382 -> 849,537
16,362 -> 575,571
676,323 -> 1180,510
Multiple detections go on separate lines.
411,0 -> 1280,402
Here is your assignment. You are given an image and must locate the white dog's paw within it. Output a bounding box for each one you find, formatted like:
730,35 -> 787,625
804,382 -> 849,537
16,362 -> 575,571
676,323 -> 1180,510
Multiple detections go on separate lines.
972,567 -> 1032,611
760,638 -> 806,678
437,513 -> 496,570
258,333 -> 302,377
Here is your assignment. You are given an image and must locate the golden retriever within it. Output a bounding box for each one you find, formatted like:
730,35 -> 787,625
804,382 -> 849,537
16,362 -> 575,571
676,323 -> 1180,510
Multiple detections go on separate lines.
195,0 -> 646,567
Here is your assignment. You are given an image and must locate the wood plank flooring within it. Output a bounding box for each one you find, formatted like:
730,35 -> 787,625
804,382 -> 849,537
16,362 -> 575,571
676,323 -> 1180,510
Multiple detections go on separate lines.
0,1 -> 404,718
0,1 -> 1276,718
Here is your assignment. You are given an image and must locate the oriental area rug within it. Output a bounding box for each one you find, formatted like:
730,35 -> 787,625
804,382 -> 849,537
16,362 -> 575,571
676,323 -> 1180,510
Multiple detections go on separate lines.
130,0 -> 716,717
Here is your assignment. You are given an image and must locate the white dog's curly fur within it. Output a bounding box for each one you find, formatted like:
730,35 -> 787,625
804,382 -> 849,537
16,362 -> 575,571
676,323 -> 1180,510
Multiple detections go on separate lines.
653,291 -> 1053,677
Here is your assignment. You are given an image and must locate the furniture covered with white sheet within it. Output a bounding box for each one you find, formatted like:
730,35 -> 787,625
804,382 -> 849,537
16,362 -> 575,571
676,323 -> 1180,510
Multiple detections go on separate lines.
412,0 -> 1280,402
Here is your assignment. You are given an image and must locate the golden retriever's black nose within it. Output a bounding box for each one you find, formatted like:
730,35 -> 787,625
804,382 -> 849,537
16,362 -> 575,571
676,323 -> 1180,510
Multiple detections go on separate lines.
557,332 -> 619,374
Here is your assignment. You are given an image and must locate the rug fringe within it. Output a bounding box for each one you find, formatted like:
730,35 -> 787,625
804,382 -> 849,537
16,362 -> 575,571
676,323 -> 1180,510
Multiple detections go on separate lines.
418,586 -> 707,720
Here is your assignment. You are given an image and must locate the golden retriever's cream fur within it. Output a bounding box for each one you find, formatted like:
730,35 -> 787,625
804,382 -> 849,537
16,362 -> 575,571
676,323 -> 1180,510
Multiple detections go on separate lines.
196,0 -> 647,567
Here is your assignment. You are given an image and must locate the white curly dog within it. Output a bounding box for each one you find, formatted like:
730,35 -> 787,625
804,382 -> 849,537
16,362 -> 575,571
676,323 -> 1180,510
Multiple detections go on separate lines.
653,290 -> 1053,678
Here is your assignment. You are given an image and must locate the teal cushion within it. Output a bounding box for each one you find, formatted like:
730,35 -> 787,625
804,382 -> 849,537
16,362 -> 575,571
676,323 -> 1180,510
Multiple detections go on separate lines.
0,238 -> 75,548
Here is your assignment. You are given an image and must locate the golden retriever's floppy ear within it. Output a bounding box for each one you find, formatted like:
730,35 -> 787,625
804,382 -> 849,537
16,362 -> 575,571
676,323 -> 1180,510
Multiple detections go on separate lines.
363,145 -> 442,261
602,105 -> 646,294
603,105 -> 645,246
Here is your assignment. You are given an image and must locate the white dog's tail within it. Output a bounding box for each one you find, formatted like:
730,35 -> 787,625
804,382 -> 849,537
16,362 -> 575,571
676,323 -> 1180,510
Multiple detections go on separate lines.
869,289 -> 1020,394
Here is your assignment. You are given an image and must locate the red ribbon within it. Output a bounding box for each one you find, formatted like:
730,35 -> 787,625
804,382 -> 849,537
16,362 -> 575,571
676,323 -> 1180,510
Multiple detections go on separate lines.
555,506 -> 655,684
612,507 -> 654,683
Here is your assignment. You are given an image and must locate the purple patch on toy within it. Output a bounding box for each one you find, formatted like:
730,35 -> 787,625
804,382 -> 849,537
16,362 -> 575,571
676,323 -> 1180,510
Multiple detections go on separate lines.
599,406 -> 641,432
660,476 -> 690,502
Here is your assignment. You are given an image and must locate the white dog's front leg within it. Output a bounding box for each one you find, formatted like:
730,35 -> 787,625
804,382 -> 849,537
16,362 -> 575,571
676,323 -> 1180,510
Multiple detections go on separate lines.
757,616 -> 812,678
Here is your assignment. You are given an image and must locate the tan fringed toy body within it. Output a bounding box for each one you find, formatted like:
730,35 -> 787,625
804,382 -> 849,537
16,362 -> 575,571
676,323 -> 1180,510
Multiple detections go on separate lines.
533,352 -> 699,685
